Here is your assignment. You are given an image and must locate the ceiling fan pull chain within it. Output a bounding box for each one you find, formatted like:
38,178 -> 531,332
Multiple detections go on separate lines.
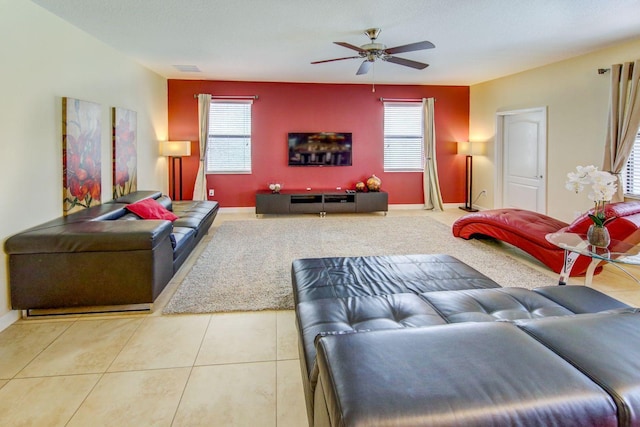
372,62 -> 376,93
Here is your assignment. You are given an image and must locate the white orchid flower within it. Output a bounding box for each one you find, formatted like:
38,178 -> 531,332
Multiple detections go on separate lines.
566,165 -> 618,227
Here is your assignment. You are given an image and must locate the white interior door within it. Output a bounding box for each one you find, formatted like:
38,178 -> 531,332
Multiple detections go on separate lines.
496,108 -> 547,213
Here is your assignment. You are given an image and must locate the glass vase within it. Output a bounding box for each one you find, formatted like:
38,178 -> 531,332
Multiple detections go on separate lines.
587,224 -> 610,248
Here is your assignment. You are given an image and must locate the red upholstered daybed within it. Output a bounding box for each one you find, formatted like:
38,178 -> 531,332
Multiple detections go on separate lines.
452,201 -> 640,277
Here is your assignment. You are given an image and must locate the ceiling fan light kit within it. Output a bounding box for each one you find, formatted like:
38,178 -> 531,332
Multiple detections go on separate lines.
311,28 -> 434,75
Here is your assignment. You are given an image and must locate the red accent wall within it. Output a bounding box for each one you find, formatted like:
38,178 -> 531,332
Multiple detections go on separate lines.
168,80 -> 469,207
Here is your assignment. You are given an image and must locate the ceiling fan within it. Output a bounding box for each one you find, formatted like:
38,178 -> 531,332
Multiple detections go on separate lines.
311,28 -> 435,75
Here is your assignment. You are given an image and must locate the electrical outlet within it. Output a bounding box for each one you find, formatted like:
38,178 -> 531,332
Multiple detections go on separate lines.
479,189 -> 487,197
208,189 -> 215,197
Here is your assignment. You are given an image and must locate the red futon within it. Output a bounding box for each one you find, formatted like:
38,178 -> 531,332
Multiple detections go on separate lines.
452,201 -> 640,276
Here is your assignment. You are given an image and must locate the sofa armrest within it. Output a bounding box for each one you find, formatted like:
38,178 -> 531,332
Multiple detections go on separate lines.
6,220 -> 175,309
5,220 -> 172,254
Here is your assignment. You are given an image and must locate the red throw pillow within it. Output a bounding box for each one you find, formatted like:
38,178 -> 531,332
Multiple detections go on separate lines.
125,198 -> 179,221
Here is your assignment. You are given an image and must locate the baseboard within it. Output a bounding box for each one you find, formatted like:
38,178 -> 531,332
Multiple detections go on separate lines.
0,310 -> 20,332
390,203 -> 482,210
443,202 -> 461,209
389,204 -> 424,210
449,203 -> 487,211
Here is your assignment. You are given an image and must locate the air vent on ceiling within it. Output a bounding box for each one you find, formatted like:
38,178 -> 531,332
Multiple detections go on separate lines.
173,64 -> 201,72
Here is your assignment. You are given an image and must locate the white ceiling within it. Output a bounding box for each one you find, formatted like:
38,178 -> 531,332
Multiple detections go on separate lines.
31,0 -> 640,85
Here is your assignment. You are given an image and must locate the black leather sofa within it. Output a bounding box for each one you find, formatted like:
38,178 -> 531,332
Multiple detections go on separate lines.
292,254 -> 638,427
4,191 -> 218,313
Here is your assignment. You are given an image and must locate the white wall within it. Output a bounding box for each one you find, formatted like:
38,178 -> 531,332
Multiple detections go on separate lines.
0,0 -> 168,325
470,38 -> 640,222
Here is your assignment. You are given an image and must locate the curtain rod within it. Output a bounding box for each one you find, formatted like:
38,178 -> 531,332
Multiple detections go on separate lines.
598,68 -> 610,74
379,97 -> 432,102
193,94 -> 259,99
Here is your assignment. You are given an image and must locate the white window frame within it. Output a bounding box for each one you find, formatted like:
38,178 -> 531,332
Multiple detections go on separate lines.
206,100 -> 252,174
383,102 -> 424,172
624,128 -> 640,198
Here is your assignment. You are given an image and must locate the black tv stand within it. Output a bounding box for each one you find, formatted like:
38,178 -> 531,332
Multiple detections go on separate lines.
256,190 -> 388,217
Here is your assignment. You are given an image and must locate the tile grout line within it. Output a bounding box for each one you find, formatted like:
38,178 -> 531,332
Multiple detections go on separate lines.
103,317 -> 147,373
10,319 -> 76,381
63,316 -> 146,426
170,313 -> 214,426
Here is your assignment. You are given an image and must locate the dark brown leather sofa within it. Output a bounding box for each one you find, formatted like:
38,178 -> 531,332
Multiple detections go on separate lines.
4,191 -> 218,313
292,254 -> 639,427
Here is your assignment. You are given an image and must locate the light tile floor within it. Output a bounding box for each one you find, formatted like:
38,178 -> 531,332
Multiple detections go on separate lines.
1,207 -> 639,426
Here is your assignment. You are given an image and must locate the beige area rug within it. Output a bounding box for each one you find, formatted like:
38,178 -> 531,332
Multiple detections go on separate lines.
163,216 -> 556,314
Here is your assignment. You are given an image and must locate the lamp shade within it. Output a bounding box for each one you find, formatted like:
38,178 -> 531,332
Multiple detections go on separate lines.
457,141 -> 485,156
160,140 -> 191,157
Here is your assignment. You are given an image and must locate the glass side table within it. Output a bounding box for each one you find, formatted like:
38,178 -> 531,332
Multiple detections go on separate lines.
546,231 -> 640,286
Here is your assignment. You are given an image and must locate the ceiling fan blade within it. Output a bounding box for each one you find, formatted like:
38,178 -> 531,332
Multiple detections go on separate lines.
384,41 -> 435,55
384,56 -> 429,70
311,56 -> 361,64
334,41 -> 366,53
356,60 -> 373,75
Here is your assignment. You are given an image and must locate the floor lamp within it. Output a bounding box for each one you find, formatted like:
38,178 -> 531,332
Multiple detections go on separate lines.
160,141 -> 191,200
457,141 -> 483,212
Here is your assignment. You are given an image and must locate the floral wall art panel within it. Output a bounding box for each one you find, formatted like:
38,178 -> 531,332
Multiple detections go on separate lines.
62,97 -> 102,215
112,107 -> 137,198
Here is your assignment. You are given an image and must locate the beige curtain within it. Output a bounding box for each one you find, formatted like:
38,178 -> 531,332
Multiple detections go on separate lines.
193,94 -> 211,200
423,97 -> 444,210
603,60 -> 640,201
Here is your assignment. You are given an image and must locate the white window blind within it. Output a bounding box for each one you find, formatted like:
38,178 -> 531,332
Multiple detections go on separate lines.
383,102 -> 424,172
624,129 -> 640,197
206,100 -> 252,174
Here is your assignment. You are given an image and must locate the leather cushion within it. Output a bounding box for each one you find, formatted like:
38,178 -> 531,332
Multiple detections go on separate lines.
420,287 -> 574,323
172,201 -> 219,231
296,293 -> 446,378
517,311 -> 640,427
292,254 -> 500,304
171,227 -> 195,255
533,285 -> 630,313
314,322 -> 617,427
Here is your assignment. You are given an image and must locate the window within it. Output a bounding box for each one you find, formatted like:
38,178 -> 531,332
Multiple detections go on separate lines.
206,100 -> 252,174
383,102 -> 424,172
624,129 -> 640,197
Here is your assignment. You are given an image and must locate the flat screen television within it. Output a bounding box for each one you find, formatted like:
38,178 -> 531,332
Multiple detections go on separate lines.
288,132 -> 352,166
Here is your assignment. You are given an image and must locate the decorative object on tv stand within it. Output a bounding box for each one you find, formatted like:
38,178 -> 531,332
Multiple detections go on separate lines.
457,141 -> 485,212
269,183 -> 282,193
366,175 -> 382,192
355,181 -> 366,192
160,140 -> 191,200
565,165 -> 617,248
